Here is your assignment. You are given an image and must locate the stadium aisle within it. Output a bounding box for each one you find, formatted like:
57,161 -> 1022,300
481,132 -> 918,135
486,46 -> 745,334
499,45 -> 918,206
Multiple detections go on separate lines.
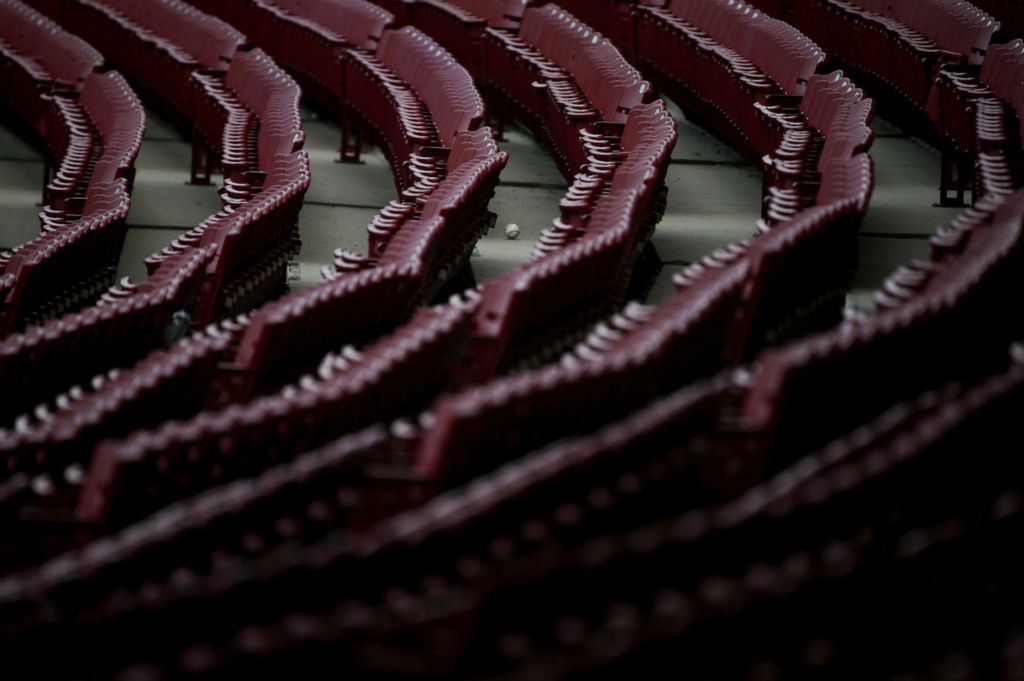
0,99 -> 966,317
0,117 -> 47,253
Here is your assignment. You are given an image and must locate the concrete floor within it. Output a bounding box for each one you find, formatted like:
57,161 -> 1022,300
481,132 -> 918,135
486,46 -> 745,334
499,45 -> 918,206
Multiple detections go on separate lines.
648,99 -> 764,303
852,118 -> 957,294
0,99 -> 962,321
116,112 -> 223,283
0,121 -> 48,252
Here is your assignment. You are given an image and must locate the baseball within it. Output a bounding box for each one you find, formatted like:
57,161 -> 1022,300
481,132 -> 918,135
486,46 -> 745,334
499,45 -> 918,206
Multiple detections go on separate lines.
505,223 -> 521,240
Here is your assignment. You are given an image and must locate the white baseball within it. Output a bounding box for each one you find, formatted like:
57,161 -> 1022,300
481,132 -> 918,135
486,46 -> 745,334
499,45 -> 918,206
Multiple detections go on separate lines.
505,223 -> 521,240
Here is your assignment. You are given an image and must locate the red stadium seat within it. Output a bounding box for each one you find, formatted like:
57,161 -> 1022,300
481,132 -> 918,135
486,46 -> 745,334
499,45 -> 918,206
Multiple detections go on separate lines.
0,6 -> 144,336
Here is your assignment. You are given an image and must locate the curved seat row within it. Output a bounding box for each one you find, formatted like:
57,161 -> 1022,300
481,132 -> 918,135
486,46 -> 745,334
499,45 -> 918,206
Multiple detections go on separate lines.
188,0 -> 392,111
422,4 -> 846,226
164,46 -> 307,324
359,138 -> 508,285
436,189 -> 1016,498
80,293 -> 479,527
218,0 -> 393,114
636,0 -> 826,159
645,0 -> 1023,204
404,0 -> 522,80
378,25 -> 485,149
933,37 -> 1024,202
0,317 -> 241,479
758,70 -> 875,227
789,0 -> 998,107
516,4 -> 651,167
779,0 -> 1007,202
744,190 -> 1024,458
50,0 -> 246,125
550,0 -> 1019,205
0,426 -> 396,631
1,72 -> 144,330
342,24 -> 486,188
0,0 -> 101,122
21,1 -> 312,336
0,316 -> 249,571
0,2 -> 144,337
